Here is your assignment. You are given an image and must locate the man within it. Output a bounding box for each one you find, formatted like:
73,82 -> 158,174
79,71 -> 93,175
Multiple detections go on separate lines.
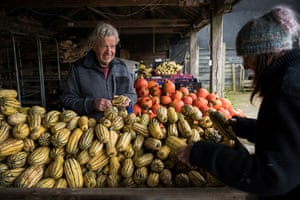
61,23 -> 137,120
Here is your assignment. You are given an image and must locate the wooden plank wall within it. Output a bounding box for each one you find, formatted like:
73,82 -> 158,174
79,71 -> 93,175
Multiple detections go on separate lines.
197,48 -> 244,93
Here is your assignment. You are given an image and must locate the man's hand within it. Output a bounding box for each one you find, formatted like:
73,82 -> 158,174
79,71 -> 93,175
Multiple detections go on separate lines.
112,95 -> 131,109
95,98 -> 112,111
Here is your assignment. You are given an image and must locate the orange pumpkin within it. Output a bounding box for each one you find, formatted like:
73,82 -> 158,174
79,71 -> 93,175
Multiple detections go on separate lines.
189,92 -> 197,101
132,103 -> 142,115
139,96 -> 153,110
162,80 -> 176,95
151,96 -> 160,105
137,86 -> 150,97
217,107 -> 231,119
197,87 -> 209,98
149,111 -> 157,119
170,99 -> 184,112
206,92 -> 217,103
160,95 -> 172,105
212,98 -> 223,110
151,102 -> 161,114
197,103 -> 210,114
228,107 -> 245,118
148,80 -> 159,88
219,97 -> 232,109
193,97 -> 208,109
171,90 -> 184,100
228,107 -> 237,117
179,86 -> 189,96
150,85 -> 162,96
142,108 -> 150,114
182,95 -> 193,105
134,77 -> 148,90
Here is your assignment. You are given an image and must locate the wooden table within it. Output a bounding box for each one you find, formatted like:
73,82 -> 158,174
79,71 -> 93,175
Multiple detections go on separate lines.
0,187 -> 255,200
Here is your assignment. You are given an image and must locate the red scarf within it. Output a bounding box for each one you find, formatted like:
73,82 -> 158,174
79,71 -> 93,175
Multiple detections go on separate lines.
101,66 -> 109,80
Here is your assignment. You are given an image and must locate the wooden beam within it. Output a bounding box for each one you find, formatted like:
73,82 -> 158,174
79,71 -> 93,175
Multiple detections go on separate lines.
120,28 -> 183,35
1,0 -> 224,8
57,19 -> 190,29
180,0 -> 208,7
86,7 -> 112,20
211,0 -> 240,15
2,0 -> 179,8
192,6 -> 210,29
65,27 -> 183,35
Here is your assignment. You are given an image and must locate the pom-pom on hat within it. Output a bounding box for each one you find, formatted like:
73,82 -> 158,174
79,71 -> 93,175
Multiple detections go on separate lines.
236,6 -> 299,56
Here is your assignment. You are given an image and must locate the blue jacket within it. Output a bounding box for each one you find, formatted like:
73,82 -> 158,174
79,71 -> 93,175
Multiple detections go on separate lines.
190,48 -> 300,199
60,50 -> 137,120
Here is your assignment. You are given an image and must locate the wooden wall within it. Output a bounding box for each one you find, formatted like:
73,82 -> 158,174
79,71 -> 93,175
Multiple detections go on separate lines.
197,48 -> 245,93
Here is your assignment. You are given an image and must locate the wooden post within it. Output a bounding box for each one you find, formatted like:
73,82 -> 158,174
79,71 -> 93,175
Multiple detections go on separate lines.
232,64 -> 236,92
189,31 -> 198,77
184,51 -> 190,74
210,10 -> 224,97
222,42 -> 225,94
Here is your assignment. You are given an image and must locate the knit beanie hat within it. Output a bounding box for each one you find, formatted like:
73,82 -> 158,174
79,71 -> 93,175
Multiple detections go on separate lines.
236,6 -> 299,56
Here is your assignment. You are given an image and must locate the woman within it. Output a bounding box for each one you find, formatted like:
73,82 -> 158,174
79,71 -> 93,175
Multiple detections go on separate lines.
60,23 -> 137,120
177,5 -> 300,199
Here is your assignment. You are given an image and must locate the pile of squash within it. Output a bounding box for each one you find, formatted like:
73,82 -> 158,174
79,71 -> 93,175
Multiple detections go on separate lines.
0,86 -> 242,188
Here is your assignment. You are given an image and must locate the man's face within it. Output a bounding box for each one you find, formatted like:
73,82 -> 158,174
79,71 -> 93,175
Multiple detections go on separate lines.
93,36 -> 117,66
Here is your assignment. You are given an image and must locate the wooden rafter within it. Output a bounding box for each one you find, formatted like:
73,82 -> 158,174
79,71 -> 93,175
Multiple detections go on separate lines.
56,19 -> 190,29
2,0 -> 180,8
1,0 -> 240,37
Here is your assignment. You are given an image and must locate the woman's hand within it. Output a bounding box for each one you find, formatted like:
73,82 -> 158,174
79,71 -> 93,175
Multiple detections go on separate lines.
227,117 -> 237,125
177,144 -> 193,165
95,98 -> 112,111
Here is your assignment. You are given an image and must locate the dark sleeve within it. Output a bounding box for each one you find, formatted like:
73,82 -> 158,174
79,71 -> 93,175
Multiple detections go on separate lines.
231,116 -> 257,143
189,93 -> 300,196
189,140 -> 300,196
60,65 -> 96,115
